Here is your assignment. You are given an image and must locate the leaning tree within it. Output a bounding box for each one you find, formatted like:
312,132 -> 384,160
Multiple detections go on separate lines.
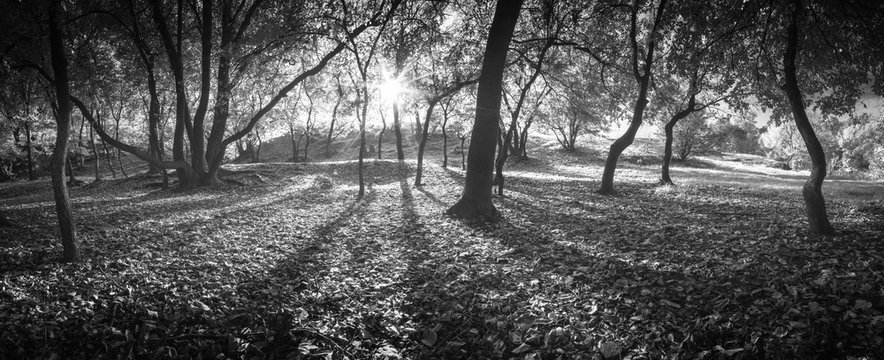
745,0 -> 882,234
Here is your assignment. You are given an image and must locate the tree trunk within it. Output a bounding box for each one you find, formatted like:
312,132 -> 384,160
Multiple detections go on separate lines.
102,139 -> 116,178
660,103 -> 693,185
493,124 -> 515,196
290,124 -> 298,163
460,137 -> 467,170
149,0 -> 194,186
442,113 -> 449,168
358,104 -> 367,199
302,132 -> 309,163
146,65 -> 163,174
394,101 -> 404,160
90,121 -> 100,182
25,122 -> 35,180
327,100 -> 340,153
48,3 -> 80,262
378,110 -> 386,160
446,0 -> 523,220
782,0 -> 834,235
66,156 -> 79,185
254,130 -> 262,163
115,118 -> 128,178
598,0 -> 664,194
414,102 -> 438,186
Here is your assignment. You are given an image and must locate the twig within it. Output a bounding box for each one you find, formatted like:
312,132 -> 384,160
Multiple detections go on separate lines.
695,212 -> 758,217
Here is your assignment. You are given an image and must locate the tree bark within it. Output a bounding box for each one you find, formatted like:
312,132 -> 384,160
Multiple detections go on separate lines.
660,98 -> 695,185
782,0 -> 834,235
598,0 -> 666,194
48,2 -> 80,262
149,0 -> 194,186
441,107 -> 449,168
446,0 -> 523,220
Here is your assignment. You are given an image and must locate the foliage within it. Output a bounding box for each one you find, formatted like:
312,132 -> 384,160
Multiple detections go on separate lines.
673,115 -> 714,161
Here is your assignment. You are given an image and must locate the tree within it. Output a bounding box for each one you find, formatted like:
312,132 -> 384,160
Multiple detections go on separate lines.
446,0 -> 524,220
72,0 -> 403,187
744,0 -> 882,234
345,0 -> 403,199
597,0 -> 670,194
780,0 -> 833,234
47,1 -> 81,262
414,78 -> 476,186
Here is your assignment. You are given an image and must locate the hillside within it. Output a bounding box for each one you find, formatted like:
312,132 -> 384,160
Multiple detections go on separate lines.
2,134 -> 883,359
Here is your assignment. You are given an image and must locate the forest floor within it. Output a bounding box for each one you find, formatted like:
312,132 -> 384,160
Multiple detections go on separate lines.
1,139 -> 883,360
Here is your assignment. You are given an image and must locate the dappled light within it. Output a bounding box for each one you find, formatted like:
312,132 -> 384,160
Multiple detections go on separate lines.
2,0 -> 884,358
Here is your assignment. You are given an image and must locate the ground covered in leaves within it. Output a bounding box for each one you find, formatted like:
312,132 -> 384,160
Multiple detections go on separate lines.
1,152 -> 883,360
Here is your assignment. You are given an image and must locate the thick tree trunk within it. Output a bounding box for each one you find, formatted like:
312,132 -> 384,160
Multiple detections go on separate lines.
48,3 -> 80,262
660,120 -> 676,185
446,0 -> 523,220
783,0 -> 834,235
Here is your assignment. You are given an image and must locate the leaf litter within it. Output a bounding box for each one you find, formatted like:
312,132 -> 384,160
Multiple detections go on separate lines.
0,158 -> 882,359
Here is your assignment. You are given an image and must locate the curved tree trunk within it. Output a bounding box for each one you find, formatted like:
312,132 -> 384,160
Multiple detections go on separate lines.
446,0 -> 523,220
48,3 -> 80,262
782,0 -> 834,235
660,102 -> 694,185
660,120 -> 677,185
598,0 -> 666,194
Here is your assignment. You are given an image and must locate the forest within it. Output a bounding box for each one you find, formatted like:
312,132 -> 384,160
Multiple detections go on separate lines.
1,0 -> 883,359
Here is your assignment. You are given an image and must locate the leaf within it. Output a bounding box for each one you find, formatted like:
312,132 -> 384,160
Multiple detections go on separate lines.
511,343 -> 531,354
854,299 -> 872,311
722,348 -> 744,356
421,329 -> 437,346
661,299 -> 681,308
600,341 -> 621,359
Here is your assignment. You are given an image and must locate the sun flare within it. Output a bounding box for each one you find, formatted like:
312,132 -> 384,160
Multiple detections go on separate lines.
378,72 -> 406,103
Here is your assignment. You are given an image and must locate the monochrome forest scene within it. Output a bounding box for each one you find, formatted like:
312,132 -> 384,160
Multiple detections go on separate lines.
1,0 -> 883,358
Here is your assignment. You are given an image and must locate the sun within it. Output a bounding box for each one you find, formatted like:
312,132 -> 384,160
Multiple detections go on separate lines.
378,72 -> 406,103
